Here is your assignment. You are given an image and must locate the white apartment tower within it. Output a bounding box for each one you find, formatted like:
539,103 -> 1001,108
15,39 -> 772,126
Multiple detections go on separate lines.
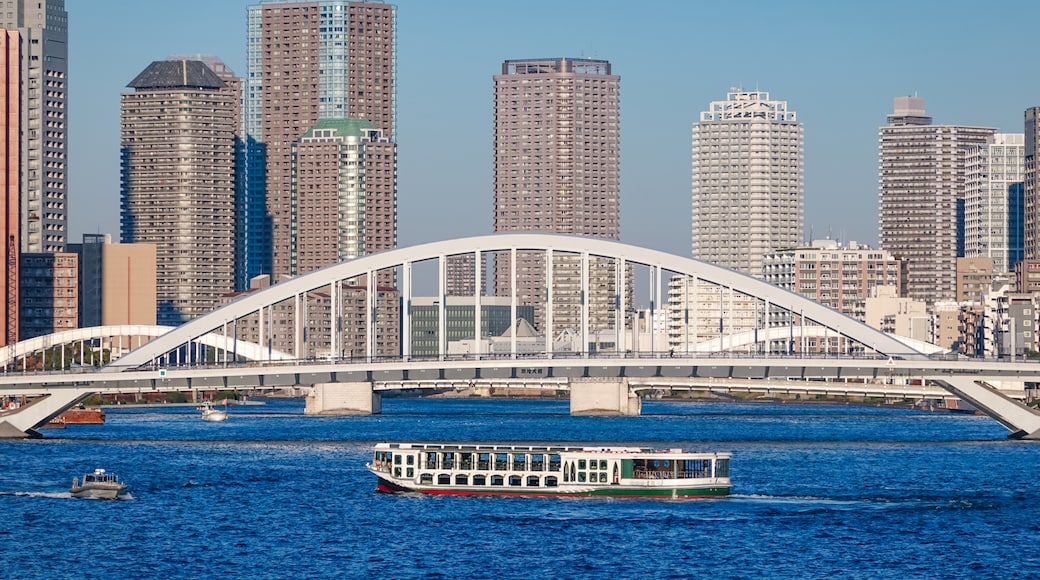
692,89 -> 804,276
964,133 -> 1024,274
879,96 -> 996,303
0,0 -> 67,253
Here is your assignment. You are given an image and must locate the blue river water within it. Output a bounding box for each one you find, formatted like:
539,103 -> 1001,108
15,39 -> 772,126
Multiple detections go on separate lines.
2,398 -> 1038,579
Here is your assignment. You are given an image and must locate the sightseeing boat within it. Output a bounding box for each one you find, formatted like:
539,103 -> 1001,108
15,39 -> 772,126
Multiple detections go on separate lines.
70,469 -> 127,499
367,443 -> 731,499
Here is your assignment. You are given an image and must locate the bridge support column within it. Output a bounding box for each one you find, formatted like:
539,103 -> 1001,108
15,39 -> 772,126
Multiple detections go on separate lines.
305,382 -> 381,416
569,378 -> 641,416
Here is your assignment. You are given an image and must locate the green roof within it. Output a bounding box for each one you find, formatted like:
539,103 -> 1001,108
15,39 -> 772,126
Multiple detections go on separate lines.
301,118 -> 376,139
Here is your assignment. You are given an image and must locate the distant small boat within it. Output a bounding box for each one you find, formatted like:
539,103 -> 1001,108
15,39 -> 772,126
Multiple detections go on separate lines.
199,401 -> 228,422
70,469 -> 127,499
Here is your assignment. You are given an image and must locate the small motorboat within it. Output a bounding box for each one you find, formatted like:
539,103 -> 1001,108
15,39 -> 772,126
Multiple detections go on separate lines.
70,469 -> 127,499
200,401 -> 228,422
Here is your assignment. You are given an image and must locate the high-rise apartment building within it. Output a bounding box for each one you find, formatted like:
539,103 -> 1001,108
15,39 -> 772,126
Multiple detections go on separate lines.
120,59 -> 240,325
879,96 -> 996,304
692,89 -> 804,275
1,30 -> 20,347
292,118 -> 395,274
1025,107 -> 1040,261
492,57 -> 622,333
964,133 -> 1024,273
245,0 -> 396,283
0,0 -> 67,254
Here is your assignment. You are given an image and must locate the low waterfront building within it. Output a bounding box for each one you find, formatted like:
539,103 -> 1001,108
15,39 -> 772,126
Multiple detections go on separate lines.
410,296 -> 534,358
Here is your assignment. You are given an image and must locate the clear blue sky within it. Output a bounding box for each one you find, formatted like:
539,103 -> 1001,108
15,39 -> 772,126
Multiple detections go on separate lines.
69,0 -> 1040,257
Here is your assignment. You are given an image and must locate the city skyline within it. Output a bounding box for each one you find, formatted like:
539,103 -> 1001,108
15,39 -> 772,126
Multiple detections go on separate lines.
68,0 -> 1040,259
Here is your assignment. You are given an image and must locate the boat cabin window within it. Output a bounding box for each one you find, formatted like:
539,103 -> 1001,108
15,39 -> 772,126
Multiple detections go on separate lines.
442,452 -> 456,470
478,453 -> 491,470
549,454 -> 561,471
680,459 -> 710,479
425,452 -> 437,469
491,475 -> 504,486
406,455 -> 415,466
716,458 -> 729,478
438,474 -> 451,485
373,451 -> 391,468
578,459 -> 586,470
420,473 -> 433,484
632,458 -> 675,480
578,472 -> 586,483
455,474 -> 468,485
407,468 -> 414,478
494,454 -> 508,470
531,454 -> 545,471
473,475 -> 487,485
598,472 -> 607,483
512,454 -> 527,471
509,475 -> 522,486
394,454 -> 402,465
598,460 -> 608,470
394,467 -> 401,477
460,453 -> 474,470
526,476 -> 540,487
545,476 -> 558,487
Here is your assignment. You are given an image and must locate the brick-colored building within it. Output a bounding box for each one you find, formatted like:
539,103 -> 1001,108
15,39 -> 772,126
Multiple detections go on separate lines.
246,0 -> 396,282
492,57 -> 622,333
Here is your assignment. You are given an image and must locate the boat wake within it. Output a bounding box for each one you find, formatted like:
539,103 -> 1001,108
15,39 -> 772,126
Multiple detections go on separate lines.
0,490 -> 73,499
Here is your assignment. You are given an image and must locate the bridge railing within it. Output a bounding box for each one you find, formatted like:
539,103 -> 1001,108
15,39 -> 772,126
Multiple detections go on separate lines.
1,349 -> 983,377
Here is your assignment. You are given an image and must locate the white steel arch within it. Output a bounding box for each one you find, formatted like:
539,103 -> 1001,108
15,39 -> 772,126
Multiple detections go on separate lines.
113,234 -> 926,369
1,325 -> 292,367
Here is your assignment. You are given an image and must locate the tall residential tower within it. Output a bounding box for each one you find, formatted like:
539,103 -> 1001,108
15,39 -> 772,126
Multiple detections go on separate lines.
692,89 -> 804,276
245,0 -> 396,283
0,0 -> 67,254
120,59 -> 240,325
879,96 -> 996,303
1025,106 -> 1040,261
492,57 -> 622,333
963,133 -> 1024,273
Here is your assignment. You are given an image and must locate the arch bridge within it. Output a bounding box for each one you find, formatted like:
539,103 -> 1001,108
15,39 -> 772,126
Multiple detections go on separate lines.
2,234 -> 1039,439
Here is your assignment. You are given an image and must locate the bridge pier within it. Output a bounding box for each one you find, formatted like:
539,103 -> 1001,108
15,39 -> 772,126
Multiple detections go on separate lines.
305,382 -> 381,416
569,378 -> 641,416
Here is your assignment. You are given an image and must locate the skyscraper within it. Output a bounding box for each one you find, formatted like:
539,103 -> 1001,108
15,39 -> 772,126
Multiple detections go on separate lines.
1024,106 -> 1040,261
120,59 -> 240,325
0,30 -> 20,346
691,89 -> 804,276
879,96 -> 996,303
0,0 -> 68,254
245,0 -> 396,282
291,118 -> 394,274
492,57 -> 621,333
963,133 -> 1024,273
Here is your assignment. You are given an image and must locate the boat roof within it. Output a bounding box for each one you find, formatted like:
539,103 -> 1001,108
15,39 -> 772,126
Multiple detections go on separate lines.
373,442 -> 729,458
